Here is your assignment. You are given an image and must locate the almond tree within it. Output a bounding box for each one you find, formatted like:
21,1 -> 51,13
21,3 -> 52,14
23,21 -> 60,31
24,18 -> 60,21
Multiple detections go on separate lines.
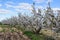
29,2 -> 43,34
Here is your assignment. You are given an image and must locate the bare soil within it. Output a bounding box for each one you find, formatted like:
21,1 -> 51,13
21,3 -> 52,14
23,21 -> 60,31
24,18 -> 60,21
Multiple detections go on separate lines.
0,32 -> 31,40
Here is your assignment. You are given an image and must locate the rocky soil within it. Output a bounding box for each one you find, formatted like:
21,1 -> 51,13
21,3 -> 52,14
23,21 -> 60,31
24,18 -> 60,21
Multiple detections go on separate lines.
0,32 -> 30,40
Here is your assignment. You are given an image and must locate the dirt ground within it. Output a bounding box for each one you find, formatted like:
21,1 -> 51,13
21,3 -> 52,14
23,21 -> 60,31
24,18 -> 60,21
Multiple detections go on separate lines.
0,32 -> 30,40
0,27 -> 30,40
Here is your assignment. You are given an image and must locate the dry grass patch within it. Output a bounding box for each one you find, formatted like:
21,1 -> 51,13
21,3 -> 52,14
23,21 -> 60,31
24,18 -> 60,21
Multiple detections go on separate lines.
41,28 -> 57,37
0,27 -> 3,31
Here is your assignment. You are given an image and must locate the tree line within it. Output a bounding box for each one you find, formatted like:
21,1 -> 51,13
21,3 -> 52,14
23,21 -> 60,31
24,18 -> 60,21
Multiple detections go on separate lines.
1,3 -> 60,34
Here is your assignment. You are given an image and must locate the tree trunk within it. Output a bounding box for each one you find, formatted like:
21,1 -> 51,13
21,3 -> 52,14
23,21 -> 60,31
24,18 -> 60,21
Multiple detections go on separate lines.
35,27 -> 42,34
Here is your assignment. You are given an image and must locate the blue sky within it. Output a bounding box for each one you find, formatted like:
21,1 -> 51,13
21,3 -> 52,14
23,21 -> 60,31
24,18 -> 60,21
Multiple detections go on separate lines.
0,0 -> 60,21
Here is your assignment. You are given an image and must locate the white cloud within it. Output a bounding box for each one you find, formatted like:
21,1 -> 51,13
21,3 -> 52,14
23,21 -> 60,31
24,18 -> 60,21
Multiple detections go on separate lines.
0,4 -> 2,7
47,0 -> 53,2
53,8 -> 60,11
46,0 -> 53,4
6,2 -> 32,10
15,3 -> 32,10
52,8 -> 60,13
5,1 -> 15,8
5,2 -> 33,12
0,17 -> 6,21
33,0 -> 53,3
6,1 -> 14,4
0,9 -> 14,14
5,2 -> 45,15
14,3 -> 44,13
5,4 -> 13,8
33,0 -> 46,3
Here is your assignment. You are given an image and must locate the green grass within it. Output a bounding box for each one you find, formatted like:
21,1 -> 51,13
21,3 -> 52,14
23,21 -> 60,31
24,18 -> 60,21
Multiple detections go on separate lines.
24,31 -> 45,40
24,31 -> 55,40
1,25 -> 9,27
